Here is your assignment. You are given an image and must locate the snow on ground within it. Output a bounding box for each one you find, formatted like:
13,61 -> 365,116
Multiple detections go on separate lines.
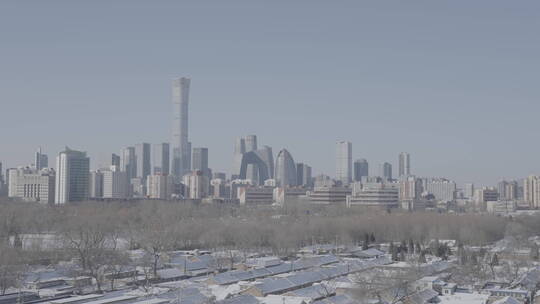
438,292 -> 489,304
208,283 -> 245,300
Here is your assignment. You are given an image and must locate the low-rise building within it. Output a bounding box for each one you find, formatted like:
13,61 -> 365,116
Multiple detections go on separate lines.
238,186 -> 274,205
346,183 -> 398,209
486,200 -> 517,215
7,167 -> 55,204
308,186 -> 351,204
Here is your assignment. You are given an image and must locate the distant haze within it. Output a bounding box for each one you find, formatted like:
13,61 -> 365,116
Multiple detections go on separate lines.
1,1 -> 539,186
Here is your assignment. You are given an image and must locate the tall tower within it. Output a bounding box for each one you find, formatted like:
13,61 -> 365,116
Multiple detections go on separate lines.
353,159 -> 369,182
380,162 -> 392,181
120,146 -> 136,180
135,143 -> 151,181
152,143 -> 170,175
55,147 -> 90,204
336,141 -> 352,185
171,77 -> 191,181
35,147 -> 48,170
275,149 -> 297,187
192,147 -> 209,176
399,152 -> 410,177
232,137 -> 246,178
243,135 -> 258,183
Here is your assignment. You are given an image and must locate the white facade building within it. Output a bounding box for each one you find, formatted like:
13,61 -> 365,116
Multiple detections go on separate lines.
8,167 -> 55,204
336,141 -> 352,185
182,170 -> 209,199
147,174 -> 173,199
347,182 -> 399,209
398,152 -> 410,177
103,166 -> 128,199
424,178 -> 457,202
524,175 -> 540,208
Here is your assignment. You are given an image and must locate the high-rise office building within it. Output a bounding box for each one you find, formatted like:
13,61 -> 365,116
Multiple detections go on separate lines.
55,147 -> 90,204
464,183 -> 475,199
424,178 -> 457,202
275,149 -> 297,187
398,152 -> 410,177
192,147 -> 209,175
171,77 -> 191,181
111,153 -> 121,168
296,163 -> 312,187
336,141 -> 352,185
182,170 -> 209,199
35,147 -> 48,170
232,136 -> 274,184
399,175 -> 423,201
89,170 -> 104,198
257,146 -> 274,179
497,180 -> 508,200
244,135 -> 258,183
296,163 -> 305,187
0,162 -> 4,195
505,180 -> 518,200
121,147 -> 136,180
380,162 -> 392,180
147,174 -> 173,199
232,137 -> 246,177
353,159 -> 369,182
524,176 -> 540,208
152,143 -> 170,175
103,166 -> 129,199
0,162 -> 4,191
135,143 -> 151,180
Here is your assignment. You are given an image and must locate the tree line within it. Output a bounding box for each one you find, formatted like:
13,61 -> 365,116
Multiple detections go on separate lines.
1,198 -> 540,293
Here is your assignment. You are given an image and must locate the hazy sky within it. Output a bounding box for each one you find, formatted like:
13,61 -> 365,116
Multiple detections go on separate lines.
1,1 -> 539,186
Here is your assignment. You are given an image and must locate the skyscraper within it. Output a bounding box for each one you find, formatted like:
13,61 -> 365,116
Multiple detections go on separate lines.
55,147 -> 90,204
232,137 -> 246,178
35,147 -> 48,170
0,162 -> 4,194
192,147 -> 209,176
336,141 -> 352,185
296,163 -> 305,187
152,143 -> 170,175
464,183 -> 475,199
120,147 -> 136,180
244,135 -> 258,183
380,162 -> 392,180
171,77 -> 191,181
183,170 -> 209,199
135,143 -> 151,180
398,152 -> 410,177
89,170 -> 104,198
102,165 -> 129,199
296,163 -> 312,187
399,175 -> 423,201
275,149 -> 297,187
353,159 -> 369,182
111,153 -> 120,168
524,176 -> 540,208
147,174 -> 173,199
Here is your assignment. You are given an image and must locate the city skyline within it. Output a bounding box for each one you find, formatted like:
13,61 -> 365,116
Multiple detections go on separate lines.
2,1 -> 540,185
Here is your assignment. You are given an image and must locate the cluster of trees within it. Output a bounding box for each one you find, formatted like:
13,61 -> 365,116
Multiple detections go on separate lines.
1,198 -> 540,293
